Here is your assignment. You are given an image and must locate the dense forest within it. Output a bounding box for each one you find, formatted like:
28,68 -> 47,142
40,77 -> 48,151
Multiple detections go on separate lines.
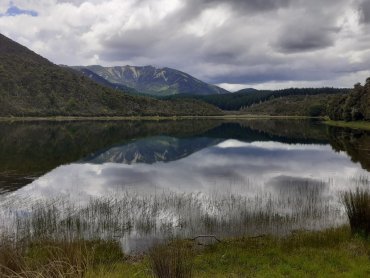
163,88 -> 348,111
327,78 -> 370,121
243,94 -> 340,117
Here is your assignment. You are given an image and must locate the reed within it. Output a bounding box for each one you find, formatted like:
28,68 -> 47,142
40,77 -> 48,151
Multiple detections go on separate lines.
148,242 -> 193,278
0,237 -> 124,278
342,188 -> 370,237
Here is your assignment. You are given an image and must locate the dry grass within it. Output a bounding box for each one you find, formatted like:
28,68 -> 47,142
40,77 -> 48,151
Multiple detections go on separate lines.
0,237 -> 124,278
148,242 -> 194,278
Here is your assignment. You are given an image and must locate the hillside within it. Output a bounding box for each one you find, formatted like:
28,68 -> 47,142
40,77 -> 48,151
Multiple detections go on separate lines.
327,77 -> 370,121
164,88 -> 348,111
73,65 -> 229,96
242,94 -> 341,117
0,34 -> 221,117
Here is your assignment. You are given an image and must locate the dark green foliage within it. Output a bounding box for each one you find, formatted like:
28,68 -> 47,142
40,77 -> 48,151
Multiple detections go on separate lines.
242,94 -> 338,116
309,105 -> 325,117
164,87 -> 348,111
327,78 -> 370,121
0,33 -> 221,117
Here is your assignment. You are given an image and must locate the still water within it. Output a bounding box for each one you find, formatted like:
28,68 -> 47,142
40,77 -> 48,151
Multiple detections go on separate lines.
0,120 -> 369,252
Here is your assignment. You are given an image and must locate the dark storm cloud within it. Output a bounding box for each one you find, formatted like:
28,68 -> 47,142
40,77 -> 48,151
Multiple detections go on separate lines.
275,26 -> 340,53
359,0 -> 370,23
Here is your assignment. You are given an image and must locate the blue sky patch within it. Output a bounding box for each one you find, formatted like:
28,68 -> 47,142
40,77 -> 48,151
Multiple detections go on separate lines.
0,3 -> 38,17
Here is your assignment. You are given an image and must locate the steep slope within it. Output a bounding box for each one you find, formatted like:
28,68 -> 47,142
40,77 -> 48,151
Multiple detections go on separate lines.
0,34 -> 221,117
72,67 -> 140,95
74,65 -> 229,96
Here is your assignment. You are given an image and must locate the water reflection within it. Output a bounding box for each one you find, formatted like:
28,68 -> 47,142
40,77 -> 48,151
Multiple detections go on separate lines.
0,120 -> 370,252
10,140 -> 366,199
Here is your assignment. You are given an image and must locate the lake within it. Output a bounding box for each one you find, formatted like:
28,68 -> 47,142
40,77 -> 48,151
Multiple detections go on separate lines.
0,119 -> 369,252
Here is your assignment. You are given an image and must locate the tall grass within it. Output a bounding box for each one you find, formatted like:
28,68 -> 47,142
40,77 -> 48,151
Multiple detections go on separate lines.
342,188 -> 370,237
0,185 -> 349,261
0,237 -> 124,277
148,242 -> 193,278
0,187 -> 344,247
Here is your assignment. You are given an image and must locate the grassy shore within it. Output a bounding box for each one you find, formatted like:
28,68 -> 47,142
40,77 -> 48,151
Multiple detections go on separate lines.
324,120 -> 370,131
2,227 -> 370,277
85,227 -> 370,277
1,187 -> 370,277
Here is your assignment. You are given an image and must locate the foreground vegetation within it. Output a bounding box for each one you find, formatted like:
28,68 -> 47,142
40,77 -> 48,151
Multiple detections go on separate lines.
1,184 -> 370,276
94,227 -> 370,277
2,226 -> 370,277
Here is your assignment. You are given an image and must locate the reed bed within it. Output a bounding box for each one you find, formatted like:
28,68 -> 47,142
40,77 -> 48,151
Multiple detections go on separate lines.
0,186 -> 345,250
0,176 -> 369,276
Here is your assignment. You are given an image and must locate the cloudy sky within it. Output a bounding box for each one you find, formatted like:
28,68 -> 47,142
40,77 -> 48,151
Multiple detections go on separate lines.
1,0 -> 370,90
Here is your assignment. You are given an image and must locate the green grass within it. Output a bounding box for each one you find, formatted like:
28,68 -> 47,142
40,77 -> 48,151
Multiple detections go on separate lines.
84,227 -> 370,277
324,120 -> 370,131
4,227 -> 370,277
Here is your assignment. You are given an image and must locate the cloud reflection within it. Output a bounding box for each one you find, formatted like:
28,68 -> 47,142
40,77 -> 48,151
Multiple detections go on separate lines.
8,139 -> 369,203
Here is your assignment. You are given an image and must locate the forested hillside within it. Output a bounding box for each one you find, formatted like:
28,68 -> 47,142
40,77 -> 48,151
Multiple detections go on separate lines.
0,33 -> 221,117
164,88 -> 348,111
327,78 -> 370,121
243,94 -> 340,117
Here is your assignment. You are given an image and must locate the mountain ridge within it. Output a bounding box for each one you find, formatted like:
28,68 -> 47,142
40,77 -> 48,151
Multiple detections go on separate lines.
0,33 -> 222,117
72,65 -> 230,96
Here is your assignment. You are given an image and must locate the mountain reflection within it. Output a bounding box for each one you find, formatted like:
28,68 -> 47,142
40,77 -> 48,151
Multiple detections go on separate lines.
10,140 -> 368,202
82,136 -> 223,164
0,119 -> 369,193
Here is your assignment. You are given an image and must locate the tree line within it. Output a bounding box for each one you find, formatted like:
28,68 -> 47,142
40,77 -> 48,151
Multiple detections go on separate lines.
327,78 -> 370,121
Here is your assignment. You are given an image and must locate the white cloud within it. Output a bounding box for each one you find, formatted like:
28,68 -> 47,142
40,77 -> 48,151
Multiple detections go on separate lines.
0,0 -> 369,88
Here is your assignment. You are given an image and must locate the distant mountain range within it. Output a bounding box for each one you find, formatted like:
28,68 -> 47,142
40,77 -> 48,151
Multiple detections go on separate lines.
0,33 -> 221,117
72,65 -> 230,96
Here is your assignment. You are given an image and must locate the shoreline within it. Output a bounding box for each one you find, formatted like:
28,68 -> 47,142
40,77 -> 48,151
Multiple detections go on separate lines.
0,114 -> 317,122
1,116 -> 369,132
324,120 -> 370,131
